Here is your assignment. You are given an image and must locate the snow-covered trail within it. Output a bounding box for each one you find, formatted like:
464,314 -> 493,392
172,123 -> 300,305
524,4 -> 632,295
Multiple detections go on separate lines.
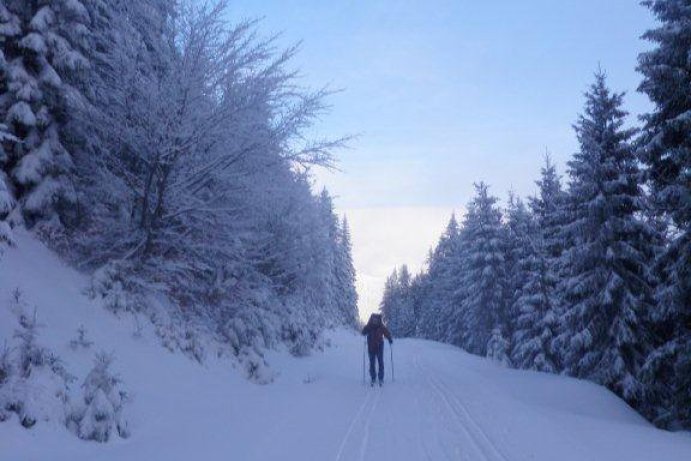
2,233 -> 691,460
3,328 -> 691,461
330,342 -> 511,461
280,335 -> 691,461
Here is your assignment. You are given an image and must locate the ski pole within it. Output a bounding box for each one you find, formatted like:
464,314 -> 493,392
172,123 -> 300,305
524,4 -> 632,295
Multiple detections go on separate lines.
390,343 -> 395,383
362,339 -> 366,386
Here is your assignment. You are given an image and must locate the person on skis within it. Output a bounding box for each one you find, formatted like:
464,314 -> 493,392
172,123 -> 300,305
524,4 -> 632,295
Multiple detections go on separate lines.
361,313 -> 393,386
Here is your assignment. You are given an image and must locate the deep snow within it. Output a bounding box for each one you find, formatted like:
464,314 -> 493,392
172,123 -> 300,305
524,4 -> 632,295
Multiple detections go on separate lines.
1,231 -> 690,461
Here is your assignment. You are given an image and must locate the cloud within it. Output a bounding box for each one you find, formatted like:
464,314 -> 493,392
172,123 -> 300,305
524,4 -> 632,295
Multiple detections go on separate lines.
342,206 -> 461,321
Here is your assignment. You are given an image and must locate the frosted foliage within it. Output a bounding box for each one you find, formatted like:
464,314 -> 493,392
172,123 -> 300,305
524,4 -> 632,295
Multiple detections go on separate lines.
380,265 -> 415,337
68,353 -> 129,442
487,327 -> 510,367
384,67 -> 680,427
23,0 -> 359,374
556,72 -> 655,402
29,7 -> 55,32
0,0 -> 87,225
20,33 -> 47,54
0,310 -> 72,429
637,0 -> 691,430
7,102 -> 36,127
0,171 -> 14,217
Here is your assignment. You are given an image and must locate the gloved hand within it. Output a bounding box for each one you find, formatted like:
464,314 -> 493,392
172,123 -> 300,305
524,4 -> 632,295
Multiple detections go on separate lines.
389,338 -> 393,345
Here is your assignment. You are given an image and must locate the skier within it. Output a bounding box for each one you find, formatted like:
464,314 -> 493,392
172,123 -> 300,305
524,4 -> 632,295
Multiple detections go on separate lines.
361,313 -> 393,386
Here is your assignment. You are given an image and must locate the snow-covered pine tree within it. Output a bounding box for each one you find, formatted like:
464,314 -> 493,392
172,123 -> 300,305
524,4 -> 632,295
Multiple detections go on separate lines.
503,193 -> 533,349
315,189 -> 340,323
0,0 -> 90,228
334,216 -> 358,326
510,156 -> 566,372
408,271 -> 426,337
2,310 -> 73,428
380,265 -> 414,336
0,122 -> 17,238
68,352 -> 129,442
380,268 -> 399,330
510,204 -> 559,373
416,214 -> 462,341
396,265 -> 415,337
555,71 -> 657,403
529,155 -> 568,263
69,325 -> 93,351
486,326 -> 511,367
637,0 -> 691,429
458,182 -> 507,356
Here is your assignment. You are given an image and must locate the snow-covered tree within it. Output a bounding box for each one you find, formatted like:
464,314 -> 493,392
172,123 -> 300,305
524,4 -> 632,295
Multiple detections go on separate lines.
528,155 -> 568,262
0,0 -> 91,228
503,193 -> 533,345
510,211 -> 559,373
458,182 -> 507,356
380,265 -> 415,337
380,268 -> 399,330
69,325 -> 93,351
416,214 -> 462,341
68,352 -> 129,442
0,124 -> 17,238
334,217 -> 358,326
49,0 -> 354,362
395,265 -> 415,336
487,326 -> 511,366
637,0 -> 691,429
555,71 -> 657,403
0,310 -> 73,428
509,156 -> 565,372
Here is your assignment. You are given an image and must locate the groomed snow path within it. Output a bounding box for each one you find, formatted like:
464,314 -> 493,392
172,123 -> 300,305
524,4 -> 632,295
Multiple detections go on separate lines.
1,231 -> 690,461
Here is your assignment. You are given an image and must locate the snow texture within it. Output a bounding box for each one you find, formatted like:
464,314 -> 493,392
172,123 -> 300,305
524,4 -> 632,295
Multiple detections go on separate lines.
1,229 -> 690,460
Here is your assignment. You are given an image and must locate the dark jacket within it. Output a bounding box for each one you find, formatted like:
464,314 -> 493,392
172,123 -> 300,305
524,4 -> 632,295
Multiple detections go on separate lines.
362,317 -> 392,353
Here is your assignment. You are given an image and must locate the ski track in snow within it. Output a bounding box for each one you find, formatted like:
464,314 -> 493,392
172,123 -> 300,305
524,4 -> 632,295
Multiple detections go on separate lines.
338,344 -> 510,461
414,348 -> 488,460
334,381 -> 383,461
420,357 -> 508,461
334,389 -> 374,461
358,385 -> 381,461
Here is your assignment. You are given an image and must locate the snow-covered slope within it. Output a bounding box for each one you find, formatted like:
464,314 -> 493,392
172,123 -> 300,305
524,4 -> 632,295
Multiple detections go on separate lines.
1,232 -> 690,461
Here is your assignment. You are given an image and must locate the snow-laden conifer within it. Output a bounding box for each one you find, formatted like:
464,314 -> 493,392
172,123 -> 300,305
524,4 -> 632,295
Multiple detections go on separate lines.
637,0 -> 691,429
68,352 -> 129,442
555,72 -> 656,402
458,182 -> 506,356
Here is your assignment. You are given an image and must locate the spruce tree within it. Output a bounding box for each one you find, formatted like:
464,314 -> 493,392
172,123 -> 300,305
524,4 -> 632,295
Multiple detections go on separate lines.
380,268 -> 399,330
510,156 -> 566,372
68,352 -> 129,442
458,182 -> 506,356
637,0 -> 691,429
529,155 -> 568,262
556,72 -> 656,403
334,217 -> 358,326
0,0 -> 90,228
379,265 -> 416,337
504,193 -> 533,345
416,214 -> 461,341
510,212 -> 559,373
396,265 -> 415,337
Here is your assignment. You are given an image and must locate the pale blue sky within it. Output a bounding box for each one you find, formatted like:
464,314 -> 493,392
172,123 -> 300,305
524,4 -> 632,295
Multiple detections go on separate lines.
229,0 -> 655,209
227,1 -> 657,317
